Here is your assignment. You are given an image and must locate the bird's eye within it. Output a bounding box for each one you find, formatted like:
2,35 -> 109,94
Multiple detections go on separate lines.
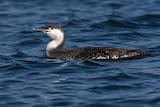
51,28 -> 53,30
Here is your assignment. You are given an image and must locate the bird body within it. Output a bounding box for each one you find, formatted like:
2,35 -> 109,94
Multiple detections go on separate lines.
46,47 -> 146,60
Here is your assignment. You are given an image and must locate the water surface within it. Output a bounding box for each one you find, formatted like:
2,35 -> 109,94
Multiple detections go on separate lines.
0,0 -> 160,107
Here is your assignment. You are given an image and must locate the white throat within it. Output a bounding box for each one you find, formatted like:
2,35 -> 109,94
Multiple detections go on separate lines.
45,29 -> 64,53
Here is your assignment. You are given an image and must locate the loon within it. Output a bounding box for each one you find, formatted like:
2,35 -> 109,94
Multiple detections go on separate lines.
33,24 -> 147,60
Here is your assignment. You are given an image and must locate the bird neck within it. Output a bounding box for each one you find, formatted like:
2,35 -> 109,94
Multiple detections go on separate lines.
45,28 -> 65,56
47,38 -> 64,51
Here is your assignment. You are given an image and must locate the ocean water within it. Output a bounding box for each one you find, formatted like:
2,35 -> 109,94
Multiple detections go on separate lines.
0,0 -> 160,107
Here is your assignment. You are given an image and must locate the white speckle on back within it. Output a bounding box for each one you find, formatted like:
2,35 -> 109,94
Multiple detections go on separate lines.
120,54 -> 128,58
97,56 -> 106,59
92,56 -> 109,60
112,55 -> 119,59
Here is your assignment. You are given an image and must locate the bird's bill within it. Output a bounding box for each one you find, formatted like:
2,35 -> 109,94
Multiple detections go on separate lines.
32,28 -> 44,32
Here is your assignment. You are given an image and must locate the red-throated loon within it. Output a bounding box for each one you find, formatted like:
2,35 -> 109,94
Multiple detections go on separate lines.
33,24 -> 147,60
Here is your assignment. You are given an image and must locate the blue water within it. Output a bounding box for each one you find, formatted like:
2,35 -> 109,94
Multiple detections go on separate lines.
0,0 -> 160,107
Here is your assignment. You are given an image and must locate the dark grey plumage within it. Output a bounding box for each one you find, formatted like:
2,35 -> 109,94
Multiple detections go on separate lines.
47,47 -> 147,60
